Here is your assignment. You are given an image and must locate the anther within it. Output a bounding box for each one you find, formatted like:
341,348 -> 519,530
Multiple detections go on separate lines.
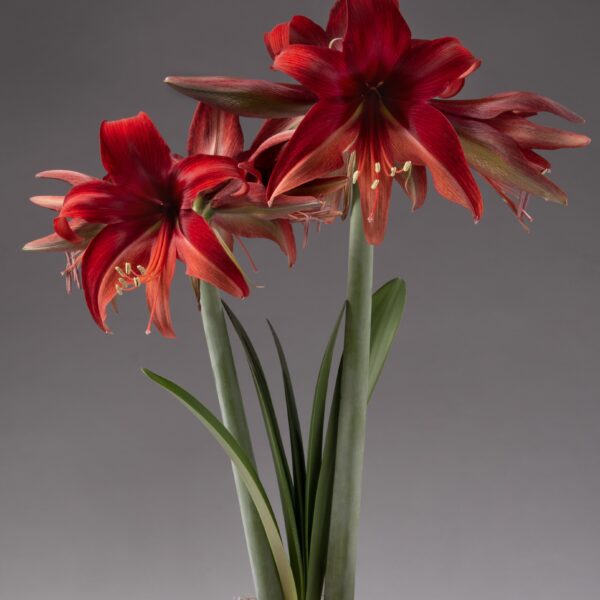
115,284 -> 123,296
402,161 -> 412,172
371,179 -> 380,190
115,266 -> 126,277
125,262 -> 132,275
133,277 -> 141,288
390,166 -> 397,176
374,162 -> 381,173
352,170 -> 360,184
118,277 -> 127,286
137,265 -> 146,275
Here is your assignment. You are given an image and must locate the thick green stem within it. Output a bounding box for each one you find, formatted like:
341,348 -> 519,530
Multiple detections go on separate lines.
324,193 -> 374,600
200,281 -> 283,600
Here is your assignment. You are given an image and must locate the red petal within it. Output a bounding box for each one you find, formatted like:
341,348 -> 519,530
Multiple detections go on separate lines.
433,92 -> 586,123
490,115 -> 591,150
100,112 -> 173,197
187,103 -> 244,158
23,221 -> 102,252
326,0 -> 348,40
173,155 -> 244,209
175,211 -> 249,298
273,45 -> 357,98
267,100 -> 360,200
344,0 -> 411,83
36,170 -> 95,185
265,15 -> 328,59
165,76 -> 317,118
145,224 -> 177,338
60,180 -> 158,224
388,104 -> 483,219
81,219 -> 156,333
390,37 -> 480,102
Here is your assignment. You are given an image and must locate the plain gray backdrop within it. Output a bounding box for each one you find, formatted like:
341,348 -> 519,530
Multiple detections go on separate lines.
1,1 -> 598,598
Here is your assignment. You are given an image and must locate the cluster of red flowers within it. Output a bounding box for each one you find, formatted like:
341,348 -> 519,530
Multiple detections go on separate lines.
26,0 -> 589,336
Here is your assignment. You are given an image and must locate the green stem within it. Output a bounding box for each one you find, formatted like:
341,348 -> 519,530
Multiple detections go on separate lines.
324,191 -> 374,600
200,281 -> 283,600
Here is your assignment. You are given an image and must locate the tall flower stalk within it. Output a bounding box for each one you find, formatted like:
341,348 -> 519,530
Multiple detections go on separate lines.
326,188 -> 373,600
200,281 -> 284,600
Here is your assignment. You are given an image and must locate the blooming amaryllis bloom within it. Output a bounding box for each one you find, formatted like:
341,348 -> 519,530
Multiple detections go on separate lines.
49,112 -> 251,337
433,93 -> 591,226
168,0 -> 483,244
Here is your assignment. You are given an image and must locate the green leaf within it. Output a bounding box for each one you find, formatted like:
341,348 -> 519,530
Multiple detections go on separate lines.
267,321 -> 306,564
142,369 -> 297,600
304,306 -> 344,553
305,360 -> 344,600
369,278 -> 407,401
223,303 -> 305,597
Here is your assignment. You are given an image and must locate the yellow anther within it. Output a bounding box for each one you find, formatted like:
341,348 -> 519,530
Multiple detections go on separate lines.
115,266 -> 126,277
390,166 -> 398,176
137,265 -> 146,275
371,179 -> 380,190
115,284 -> 123,296
133,277 -> 141,288
125,262 -> 132,275
374,162 -> 381,173
402,161 -> 412,172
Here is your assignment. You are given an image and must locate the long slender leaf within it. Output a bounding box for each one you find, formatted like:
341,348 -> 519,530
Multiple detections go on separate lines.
369,278 -> 407,401
142,368 -> 297,600
305,360 -> 343,600
267,321 -> 306,564
304,306 -> 344,554
223,303 -> 305,597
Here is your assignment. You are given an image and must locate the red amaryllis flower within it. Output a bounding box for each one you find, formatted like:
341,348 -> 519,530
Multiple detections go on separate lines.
433,93 -> 591,226
53,112 -> 250,337
167,0 -> 482,244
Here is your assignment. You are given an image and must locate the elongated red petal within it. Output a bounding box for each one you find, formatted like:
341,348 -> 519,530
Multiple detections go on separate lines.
165,76 -> 317,118
389,37 -> 480,102
265,15 -> 328,58
24,221 -> 102,252
433,93 -> 585,123
36,170 -> 95,185
326,0 -> 348,40
60,180 -> 158,224
187,103 -> 244,158
267,100 -> 360,200
175,211 -> 249,298
145,224 -> 177,337
450,116 -> 569,204
344,0 -> 411,83
81,219 -> 157,333
173,155 -> 244,209
100,113 -> 173,198
273,45 -> 357,98
387,103 -> 483,219
490,116 -> 591,150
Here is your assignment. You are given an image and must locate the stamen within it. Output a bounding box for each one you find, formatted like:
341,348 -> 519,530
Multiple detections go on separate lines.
137,265 -> 146,275
402,161 -> 412,172
115,266 -> 126,277
374,162 -> 381,173
115,284 -> 123,296
118,277 -> 127,286
125,262 -> 132,275
352,170 -> 360,184
371,179 -> 380,190
390,166 -> 397,177
133,277 -> 141,288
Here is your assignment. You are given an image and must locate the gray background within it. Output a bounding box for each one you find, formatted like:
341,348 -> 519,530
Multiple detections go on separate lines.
1,0 -> 598,598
